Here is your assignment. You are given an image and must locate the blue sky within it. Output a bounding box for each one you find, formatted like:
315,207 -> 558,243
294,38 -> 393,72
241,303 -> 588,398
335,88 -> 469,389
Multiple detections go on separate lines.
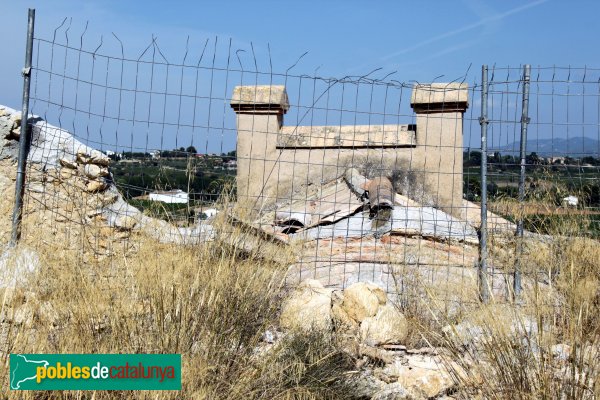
2,0 -> 595,88
2,0 -> 599,153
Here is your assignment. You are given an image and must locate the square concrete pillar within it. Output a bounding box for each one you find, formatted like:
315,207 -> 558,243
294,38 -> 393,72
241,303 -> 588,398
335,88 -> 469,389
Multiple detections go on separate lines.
230,85 -> 289,209
410,83 -> 469,218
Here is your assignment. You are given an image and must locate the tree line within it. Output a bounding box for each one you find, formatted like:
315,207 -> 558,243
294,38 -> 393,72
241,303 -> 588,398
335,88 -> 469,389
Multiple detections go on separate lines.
464,151 -> 600,168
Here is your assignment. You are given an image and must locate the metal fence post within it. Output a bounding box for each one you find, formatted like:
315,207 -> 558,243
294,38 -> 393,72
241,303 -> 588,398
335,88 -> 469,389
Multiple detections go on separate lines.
10,8 -> 36,247
515,64 -> 531,298
478,65 -> 490,303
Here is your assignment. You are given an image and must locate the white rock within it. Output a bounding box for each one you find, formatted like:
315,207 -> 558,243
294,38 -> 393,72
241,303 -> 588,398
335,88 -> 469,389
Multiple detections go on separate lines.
115,215 -> 138,231
86,179 -> 108,192
280,279 -> 333,331
100,192 -> 119,206
0,246 -> 39,288
331,300 -> 359,333
262,329 -> 276,344
201,208 -> 218,218
1,104 -> 214,248
397,366 -> 453,398
28,183 -> 46,193
360,303 -> 408,346
60,168 -> 76,180
341,282 -> 387,323
551,343 -> 571,362
384,355 -> 454,399
77,149 -> 110,166
371,382 -> 411,400
83,164 -> 109,179
59,158 -> 78,169
443,304 -> 543,352
353,370 -> 389,399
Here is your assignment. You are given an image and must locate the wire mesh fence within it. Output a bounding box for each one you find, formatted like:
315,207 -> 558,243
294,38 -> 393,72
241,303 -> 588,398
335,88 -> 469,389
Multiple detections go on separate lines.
5,14 -> 600,315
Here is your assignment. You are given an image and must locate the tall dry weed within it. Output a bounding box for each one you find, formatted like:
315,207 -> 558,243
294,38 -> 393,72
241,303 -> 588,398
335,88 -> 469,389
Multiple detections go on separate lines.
0,196 -> 357,399
436,184 -> 600,399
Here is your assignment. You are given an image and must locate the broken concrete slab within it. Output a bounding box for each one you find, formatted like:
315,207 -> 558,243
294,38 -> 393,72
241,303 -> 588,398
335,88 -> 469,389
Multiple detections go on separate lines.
101,193 -> 214,245
389,206 -> 478,243
291,206 -> 478,244
344,168 -> 369,198
270,178 -> 365,232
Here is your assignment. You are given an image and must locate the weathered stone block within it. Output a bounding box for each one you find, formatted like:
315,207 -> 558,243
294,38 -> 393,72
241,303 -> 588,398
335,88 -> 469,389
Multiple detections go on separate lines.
410,83 -> 469,113
342,282 -> 387,323
360,303 -> 408,345
83,164 -> 109,179
231,85 -> 289,114
279,279 -> 333,331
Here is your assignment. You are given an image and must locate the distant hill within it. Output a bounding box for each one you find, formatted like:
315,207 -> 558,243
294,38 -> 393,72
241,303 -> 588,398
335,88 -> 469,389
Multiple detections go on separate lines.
492,136 -> 600,157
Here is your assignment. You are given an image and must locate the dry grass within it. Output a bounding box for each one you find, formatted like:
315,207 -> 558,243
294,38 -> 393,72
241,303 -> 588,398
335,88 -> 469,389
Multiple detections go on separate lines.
0,196 -> 358,399
434,194 -> 600,399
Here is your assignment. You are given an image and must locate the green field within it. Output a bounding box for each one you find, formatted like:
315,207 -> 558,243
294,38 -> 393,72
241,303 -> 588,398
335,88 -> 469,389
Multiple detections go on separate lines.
463,162 -> 600,206
111,156 -> 235,202
464,151 -> 600,238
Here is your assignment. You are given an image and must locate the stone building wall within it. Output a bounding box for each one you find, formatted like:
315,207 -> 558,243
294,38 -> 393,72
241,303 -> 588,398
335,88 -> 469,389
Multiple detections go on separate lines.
230,83 -> 469,217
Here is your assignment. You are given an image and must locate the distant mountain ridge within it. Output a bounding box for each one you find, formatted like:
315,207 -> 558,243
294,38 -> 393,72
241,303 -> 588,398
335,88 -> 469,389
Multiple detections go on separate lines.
492,136 -> 600,157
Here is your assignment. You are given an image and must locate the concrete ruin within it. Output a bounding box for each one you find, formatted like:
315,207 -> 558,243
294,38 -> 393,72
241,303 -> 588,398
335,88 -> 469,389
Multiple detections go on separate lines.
0,105 -> 213,250
230,83 -> 469,217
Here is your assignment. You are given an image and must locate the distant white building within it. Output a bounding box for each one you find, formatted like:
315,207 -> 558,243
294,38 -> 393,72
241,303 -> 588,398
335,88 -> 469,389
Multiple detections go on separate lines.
562,195 -> 578,207
105,150 -> 121,159
148,189 -> 189,204
224,160 -> 237,170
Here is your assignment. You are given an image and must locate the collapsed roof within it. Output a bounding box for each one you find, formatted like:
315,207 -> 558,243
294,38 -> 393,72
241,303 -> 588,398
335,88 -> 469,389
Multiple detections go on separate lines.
262,168 -> 478,244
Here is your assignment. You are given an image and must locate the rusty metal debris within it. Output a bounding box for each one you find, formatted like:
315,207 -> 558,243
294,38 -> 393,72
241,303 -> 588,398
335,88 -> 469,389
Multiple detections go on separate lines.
366,176 -> 395,233
366,177 -> 395,211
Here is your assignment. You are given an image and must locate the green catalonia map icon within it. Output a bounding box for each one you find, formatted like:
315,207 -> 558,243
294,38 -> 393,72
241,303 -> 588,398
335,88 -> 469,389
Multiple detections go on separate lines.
9,353 -> 182,390
10,354 -> 50,390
